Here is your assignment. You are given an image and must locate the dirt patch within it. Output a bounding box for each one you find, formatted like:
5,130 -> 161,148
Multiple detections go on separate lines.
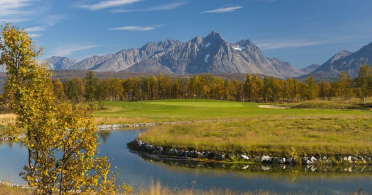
258,105 -> 288,109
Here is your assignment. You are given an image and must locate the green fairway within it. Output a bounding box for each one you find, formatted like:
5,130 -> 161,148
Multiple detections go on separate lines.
146,100 -> 244,108
94,99 -> 372,124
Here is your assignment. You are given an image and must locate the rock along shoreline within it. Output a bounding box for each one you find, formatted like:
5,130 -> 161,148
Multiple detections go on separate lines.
0,123 -> 159,142
128,138 -> 372,166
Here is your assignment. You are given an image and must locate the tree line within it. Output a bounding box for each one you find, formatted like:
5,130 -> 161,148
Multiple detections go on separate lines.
3,64 -> 372,107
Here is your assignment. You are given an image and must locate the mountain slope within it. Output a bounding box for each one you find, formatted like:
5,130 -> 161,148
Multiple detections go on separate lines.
44,56 -> 77,70
311,43 -> 372,78
0,56 -> 77,72
300,64 -> 320,74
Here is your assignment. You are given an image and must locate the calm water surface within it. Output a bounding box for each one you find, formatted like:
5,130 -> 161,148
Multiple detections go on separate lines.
1,130 -> 371,194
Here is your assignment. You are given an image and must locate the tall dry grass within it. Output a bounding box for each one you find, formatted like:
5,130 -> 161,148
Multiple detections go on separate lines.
0,113 -> 17,124
135,180 -> 274,195
93,116 -> 153,125
0,113 -> 17,135
140,116 -> 372,156
132,180 -> 370,195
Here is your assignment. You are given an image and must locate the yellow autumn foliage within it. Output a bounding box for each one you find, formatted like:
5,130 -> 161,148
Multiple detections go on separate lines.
0,24 -> 116,195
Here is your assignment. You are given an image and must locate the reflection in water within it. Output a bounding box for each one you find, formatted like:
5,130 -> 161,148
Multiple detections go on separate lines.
97,131 -> 111,143
1,130 -> 372,194
137,153 -> 372,182
6,140 -> 14,149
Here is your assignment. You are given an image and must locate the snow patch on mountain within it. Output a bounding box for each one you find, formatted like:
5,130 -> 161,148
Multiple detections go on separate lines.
233,45 -> 245,51
204,54 -> 210,63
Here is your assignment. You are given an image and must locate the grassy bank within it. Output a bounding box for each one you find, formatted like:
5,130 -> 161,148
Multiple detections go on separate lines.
0,186 -> 32,195
139,116 -> 372,156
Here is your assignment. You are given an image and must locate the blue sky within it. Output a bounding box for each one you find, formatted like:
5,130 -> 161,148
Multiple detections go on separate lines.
1,0 -> 372,68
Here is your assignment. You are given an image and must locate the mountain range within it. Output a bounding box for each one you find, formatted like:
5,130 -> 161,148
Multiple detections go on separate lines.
1,32 -> 371,79
41,32 -> 305,79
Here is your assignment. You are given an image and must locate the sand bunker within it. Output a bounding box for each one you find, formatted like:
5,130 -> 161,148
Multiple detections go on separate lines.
258,105 -> 288,109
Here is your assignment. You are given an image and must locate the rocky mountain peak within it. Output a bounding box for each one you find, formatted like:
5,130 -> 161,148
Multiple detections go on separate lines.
164,38 -> 175,45
191,36 -> 204,44
48,56 -> 61,61
331,50 -> 352,64
334,50 -> 352,57
204,31 -> 225,44
236,39 -> 254,46
140,42 -> 158,50
44,56 -> 77,70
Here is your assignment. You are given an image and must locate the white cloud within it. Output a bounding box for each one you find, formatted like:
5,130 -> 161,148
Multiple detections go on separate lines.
256,40 -> 323,50
112,1 -> 186,13
23,15 -> 64,39
77,0 -> 142,11
23,15 -> 64,38
0,0 -> 36,23
50,45 -> 97,57
143,2 -> 186,11
29,34 -> 42,38
108,26 -> 156,31
25,26 -> 46,32
0,0 -> 33,17
201,6 -> 242,13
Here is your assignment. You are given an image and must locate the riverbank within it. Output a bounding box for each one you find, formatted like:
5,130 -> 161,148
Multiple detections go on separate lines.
0,181 -> 31,195
139,115 -> 372,156
129,137 -> 372,166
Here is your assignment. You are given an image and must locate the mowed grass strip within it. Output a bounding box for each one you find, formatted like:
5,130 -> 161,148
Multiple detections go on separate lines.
291,101 -> 358,109
147,100 -> 244,107
140,116 -> 372,156
94,99 -> 372,124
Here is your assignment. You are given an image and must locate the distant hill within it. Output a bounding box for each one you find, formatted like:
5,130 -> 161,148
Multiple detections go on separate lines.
310,42 -> 372,78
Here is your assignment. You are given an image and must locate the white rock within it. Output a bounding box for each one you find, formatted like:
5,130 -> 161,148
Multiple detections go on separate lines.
241,155 -> 249,161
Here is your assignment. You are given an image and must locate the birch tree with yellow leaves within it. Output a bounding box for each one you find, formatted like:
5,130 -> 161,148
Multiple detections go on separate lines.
0,24 -> 115,194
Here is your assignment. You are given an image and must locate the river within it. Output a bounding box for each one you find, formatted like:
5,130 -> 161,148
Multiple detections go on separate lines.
0,130 -> 371,194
